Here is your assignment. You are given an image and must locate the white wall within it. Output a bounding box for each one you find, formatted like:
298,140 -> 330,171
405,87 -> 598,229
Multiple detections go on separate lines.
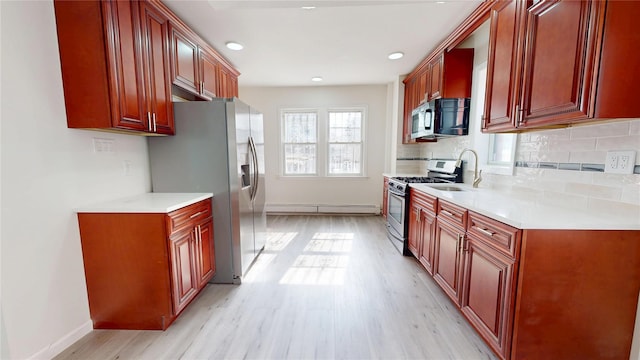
240,85 -> 388,212
1,2 -> 151,358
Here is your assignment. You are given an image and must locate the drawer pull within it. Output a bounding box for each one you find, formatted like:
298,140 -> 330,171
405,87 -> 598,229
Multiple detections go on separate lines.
189,211 -> 204,219
441,210 -> 454,217
475,227 -> 494,236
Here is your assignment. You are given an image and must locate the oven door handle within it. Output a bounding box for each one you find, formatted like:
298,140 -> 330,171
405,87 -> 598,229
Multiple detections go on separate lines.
387,186 -> 406,197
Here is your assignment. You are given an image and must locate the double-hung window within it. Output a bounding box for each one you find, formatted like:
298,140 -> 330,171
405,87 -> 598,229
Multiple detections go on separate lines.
328,110 -> 364,176
282,111 -> 318,175
281,107 -> 366,177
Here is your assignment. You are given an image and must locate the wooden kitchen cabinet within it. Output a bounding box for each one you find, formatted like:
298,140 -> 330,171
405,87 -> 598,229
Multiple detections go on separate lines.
199,49 -> 220,100
407,189 -> 438,274
169,24 -> 222,100
54,0 -> 173,135
461,212 -> 521,359
483,0 -> 640,132
433,216 -> 465,306
410,187 -> 640,360
139,1 -> 174,135
77,198 -> 214,330
428,49 -> 474,102
482,0 -> 527,132
217,64 -> 239,98
169,24 -> 199,96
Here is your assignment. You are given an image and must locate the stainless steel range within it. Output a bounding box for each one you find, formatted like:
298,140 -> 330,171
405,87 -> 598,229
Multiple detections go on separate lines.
386,159 -> 463,255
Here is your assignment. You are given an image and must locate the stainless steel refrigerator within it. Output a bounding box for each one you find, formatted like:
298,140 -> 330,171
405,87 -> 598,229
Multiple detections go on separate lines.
147,98 -> 266,284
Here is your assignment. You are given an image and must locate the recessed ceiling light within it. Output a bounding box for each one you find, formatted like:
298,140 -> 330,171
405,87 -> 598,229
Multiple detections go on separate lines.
311,77 -> 323,82
436,1 -> 446,3
225,42 -> 244,51
301,6 -> 316,10
388,52 -> 404,60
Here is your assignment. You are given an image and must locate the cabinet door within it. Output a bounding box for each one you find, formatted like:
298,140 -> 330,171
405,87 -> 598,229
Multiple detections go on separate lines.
169,231 -> 198,314
170,25 -> 199,95
195,220 -> 215,288
217,64 -> 239,98
407,203 -> 421,258
460,236 -> 516,359
518,0 -> 600,127
402,77 -> 417,144
428,54 -> 443,100
199,49 -> 218,100
105,0 -> 147,131
139,2 -> 174,135
433,219 -> 464,306
418,211 -> 436,275
483,0 -> 524,132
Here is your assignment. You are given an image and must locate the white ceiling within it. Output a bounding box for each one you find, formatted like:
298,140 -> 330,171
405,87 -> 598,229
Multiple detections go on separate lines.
163,0 -> 483,87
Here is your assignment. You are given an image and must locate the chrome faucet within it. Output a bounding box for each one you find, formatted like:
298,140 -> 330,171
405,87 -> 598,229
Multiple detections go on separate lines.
455,148 -> 482,188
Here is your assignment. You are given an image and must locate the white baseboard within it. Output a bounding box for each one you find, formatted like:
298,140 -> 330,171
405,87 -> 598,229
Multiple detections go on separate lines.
29,320 -> 92,360
266,204 -> 380,214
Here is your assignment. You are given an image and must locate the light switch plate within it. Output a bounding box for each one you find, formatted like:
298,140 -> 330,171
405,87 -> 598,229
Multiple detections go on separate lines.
605,150 -> 636,174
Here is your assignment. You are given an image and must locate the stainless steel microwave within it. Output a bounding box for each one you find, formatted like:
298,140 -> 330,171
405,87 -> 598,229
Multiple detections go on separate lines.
411,98 -> 470,140
410,101 -> 434,139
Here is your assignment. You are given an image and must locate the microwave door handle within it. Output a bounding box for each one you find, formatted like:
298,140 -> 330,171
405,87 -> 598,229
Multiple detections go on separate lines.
424,109 -> 433,130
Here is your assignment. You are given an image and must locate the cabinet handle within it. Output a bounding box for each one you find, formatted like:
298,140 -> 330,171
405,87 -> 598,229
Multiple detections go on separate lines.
440,210 -> 454,217
415,208 -> 421,223
475,227 -> 495,237
457,234 -> 463,252
152,113 -> 157,132
189,211 -> 204,219
147,112 -> 152,131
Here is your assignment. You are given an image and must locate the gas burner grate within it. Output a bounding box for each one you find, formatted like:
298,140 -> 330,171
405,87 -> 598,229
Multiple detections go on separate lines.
392,176 -> 436,184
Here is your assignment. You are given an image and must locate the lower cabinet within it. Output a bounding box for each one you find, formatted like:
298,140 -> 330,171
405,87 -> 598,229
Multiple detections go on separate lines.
461,216 -> 520,359
77,198 -> 214,330
433,217 -> 465,306
408,189 -> 438,275
409,188 -> 640,360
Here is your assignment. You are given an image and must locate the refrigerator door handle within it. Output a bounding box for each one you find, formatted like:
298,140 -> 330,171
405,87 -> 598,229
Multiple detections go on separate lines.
249,136 -> 259,202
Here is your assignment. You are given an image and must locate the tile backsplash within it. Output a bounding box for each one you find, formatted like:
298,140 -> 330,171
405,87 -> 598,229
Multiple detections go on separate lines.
395,119 -> 640,208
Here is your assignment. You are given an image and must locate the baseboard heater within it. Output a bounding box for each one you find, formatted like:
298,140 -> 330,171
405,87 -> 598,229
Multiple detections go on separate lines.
266,204 -> 380,215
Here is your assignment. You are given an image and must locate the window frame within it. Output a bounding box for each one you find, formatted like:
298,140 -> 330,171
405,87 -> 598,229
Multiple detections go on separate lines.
279,106 -> 368,178
280,109 -> 319,177
326,107 -> 367,177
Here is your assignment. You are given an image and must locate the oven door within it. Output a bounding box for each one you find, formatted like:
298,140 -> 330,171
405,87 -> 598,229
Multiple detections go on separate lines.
386,187 -> 406,238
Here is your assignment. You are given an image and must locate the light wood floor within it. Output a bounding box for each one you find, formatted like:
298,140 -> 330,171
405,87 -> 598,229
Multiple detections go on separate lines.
55,215 -> 497,360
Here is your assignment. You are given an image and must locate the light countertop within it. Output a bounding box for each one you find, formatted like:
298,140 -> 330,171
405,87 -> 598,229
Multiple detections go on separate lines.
409,183 -> 640,230
75,193 -> 213,213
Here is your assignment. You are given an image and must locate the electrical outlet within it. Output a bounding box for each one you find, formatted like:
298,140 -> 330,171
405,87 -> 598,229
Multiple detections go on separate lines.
93,138 -> 115,153
123,160 -> 132,176
604,150 -> 636,174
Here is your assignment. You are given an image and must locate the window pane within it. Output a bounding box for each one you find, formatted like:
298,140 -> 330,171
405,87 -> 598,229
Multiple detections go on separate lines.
285,144 -> 316,174
329,112 -> 361,142
329,144 -> 361,174
489,134 -> 516,164
284,113 -> 316,143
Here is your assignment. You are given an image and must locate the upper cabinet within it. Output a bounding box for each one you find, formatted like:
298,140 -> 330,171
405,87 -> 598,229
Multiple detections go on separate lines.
168,24 -> 233,100
483,0 -> 640,133
54,0 -> 239,135
54,0 -> 171,134
139,1 -> 174,135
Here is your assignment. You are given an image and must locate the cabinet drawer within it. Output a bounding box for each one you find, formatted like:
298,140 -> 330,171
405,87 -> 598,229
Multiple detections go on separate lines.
437,200 -> 467,229
410,188 -> 438,214
167,199 -> 212,235
467,211 -> 521,258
